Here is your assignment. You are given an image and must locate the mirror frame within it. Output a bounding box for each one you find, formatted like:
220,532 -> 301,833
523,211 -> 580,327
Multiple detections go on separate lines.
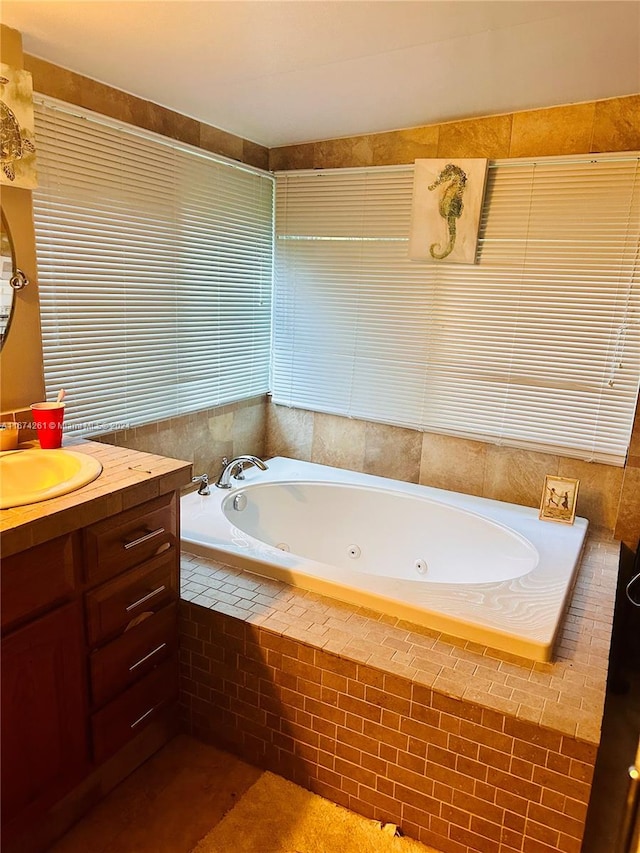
0,208 -> 29,348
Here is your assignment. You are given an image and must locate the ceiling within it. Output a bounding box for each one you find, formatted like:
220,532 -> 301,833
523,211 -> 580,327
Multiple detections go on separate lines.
3,1 -> 639,148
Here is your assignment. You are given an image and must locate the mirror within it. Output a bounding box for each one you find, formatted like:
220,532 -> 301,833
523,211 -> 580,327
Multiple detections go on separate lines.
0,210 -> 28,348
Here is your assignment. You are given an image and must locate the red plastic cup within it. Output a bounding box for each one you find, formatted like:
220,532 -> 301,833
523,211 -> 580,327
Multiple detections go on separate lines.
30,402 -> 65,449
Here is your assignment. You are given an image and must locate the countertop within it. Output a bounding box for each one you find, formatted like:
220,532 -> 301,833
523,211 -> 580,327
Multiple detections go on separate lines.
0,439 -> 192,557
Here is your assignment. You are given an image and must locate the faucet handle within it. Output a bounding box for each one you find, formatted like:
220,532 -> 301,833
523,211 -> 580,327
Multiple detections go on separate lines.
192,473 -> 210,496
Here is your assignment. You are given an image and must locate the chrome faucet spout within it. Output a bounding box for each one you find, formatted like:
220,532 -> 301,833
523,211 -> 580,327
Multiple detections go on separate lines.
215,455 -> 268,489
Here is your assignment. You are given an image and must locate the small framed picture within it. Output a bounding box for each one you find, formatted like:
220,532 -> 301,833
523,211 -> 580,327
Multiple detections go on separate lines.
539,475 -> 579,524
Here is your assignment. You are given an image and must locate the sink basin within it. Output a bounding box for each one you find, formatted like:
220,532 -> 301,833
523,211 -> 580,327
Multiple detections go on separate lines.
0,448 -> 103,509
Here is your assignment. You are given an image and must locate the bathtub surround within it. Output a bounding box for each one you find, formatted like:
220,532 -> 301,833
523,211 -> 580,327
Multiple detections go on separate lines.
179,525 -> 617,853
266,403 -> 640,551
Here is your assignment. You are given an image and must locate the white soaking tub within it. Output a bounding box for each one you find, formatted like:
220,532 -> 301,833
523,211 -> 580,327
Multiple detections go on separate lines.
180,457 -> 589,661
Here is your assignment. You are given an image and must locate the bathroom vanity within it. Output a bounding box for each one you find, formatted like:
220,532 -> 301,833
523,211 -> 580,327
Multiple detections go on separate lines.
0,440 -> 191,853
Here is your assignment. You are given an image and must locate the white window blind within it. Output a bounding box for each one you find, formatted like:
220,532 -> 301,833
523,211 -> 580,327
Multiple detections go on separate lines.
273,156 -> 640,465
33,97 -> 273,435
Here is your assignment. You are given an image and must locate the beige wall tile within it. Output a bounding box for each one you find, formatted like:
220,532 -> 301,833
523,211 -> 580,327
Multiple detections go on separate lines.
200,124 -> 244,162
269,144 -> 315,171
315,136 -> 375,169
266,403 -> 314,461
155,417 -> 194,462
25,54 -> 82,104
243,139 -> 269,171
591,95 -> 640,153
557,458 -> 624,530
196,402 -> 267,475
135,101 -> 202,147
207,411 -> 234,443
363,421 -> 422,482
311,412 -> 366,471
231,401 -> 268,458
134,421 -> 160,440
193,408 -> 233,476
613,467 -> 640,550
77,75 -> 201,147
419,432 -> 487,496
509,103 -> 596,158
93,402 -> 266,484
369,125 -> 440,166
437,114 -> 513,159
76,75 -> 137,124
483,446 -> 559,508
266,98 -> 625,172
132,415 -> 193,464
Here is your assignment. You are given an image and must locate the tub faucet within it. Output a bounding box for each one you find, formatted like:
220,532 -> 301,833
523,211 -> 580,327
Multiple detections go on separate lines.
215,455 -> 268,489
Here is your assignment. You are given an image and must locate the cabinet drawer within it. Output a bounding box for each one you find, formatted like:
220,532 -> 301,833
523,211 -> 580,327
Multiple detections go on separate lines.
90,603 -> 177,707
1,535 -> 78,632
84,492 -> 177,585
85,550 -> 177,647
91,655 -> 178,765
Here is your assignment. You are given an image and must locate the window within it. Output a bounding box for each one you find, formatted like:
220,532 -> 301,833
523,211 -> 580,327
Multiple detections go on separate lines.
33,97 -> 273,435
273,156 -> 640,465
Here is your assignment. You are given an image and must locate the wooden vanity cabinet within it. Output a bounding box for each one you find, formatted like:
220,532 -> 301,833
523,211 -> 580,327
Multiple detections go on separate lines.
1,488 -> 183,852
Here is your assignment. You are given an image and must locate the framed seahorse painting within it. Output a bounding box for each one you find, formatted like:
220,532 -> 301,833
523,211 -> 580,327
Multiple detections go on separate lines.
409,158 -> 488,264
0,64 -> 37,190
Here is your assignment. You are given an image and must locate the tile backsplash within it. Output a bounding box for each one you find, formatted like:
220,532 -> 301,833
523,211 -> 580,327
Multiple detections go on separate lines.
266,403 -> 639,548
97,395 -> 267,484
93,396 -> 640,548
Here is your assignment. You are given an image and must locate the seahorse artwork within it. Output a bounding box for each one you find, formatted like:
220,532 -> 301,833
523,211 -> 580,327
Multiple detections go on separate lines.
427,163 -> 467,260
409,158 -> 487,265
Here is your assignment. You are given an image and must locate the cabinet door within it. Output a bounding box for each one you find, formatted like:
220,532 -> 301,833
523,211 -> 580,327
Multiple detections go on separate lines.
1,600 -> 89,834
1,534 -> 78,633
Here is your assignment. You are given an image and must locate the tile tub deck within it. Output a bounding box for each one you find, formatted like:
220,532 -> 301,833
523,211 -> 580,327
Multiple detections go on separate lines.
179,530 -> 619,853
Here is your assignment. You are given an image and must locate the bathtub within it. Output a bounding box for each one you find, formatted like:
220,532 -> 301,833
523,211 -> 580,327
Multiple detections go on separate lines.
180,457 -> 589,661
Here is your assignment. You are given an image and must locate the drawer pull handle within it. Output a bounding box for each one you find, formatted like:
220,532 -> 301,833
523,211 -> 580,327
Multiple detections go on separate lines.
123,527 -> 166,550
125,585 -> 166,612
129,642 -> 168,672
130,704 -> 159,730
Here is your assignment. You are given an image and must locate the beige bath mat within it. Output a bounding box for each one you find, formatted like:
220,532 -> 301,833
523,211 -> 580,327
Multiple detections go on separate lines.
192,770 -> 439,853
